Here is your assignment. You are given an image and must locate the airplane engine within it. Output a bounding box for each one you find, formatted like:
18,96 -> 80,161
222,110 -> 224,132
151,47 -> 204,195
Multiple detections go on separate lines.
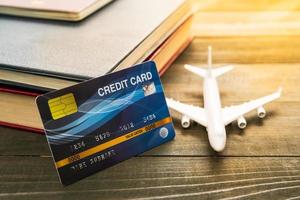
237,116 -> 247,129
181,115 -> 191,128
257,106 -> 266,118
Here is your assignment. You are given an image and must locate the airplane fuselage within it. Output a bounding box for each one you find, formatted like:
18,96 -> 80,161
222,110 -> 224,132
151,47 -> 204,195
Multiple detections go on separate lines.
203,76 -> 226,151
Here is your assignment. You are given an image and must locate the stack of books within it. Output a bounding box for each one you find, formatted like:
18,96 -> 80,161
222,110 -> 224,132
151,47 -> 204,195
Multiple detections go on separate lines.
0,0 -> 193,133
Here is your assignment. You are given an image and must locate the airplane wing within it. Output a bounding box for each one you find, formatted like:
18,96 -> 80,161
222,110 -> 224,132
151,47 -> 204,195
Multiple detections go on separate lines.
166,98 -> 207,127
222,88 -> 282,125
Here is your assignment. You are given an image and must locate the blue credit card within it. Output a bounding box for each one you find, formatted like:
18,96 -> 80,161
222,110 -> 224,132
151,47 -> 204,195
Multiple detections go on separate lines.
36,61 -> 175,185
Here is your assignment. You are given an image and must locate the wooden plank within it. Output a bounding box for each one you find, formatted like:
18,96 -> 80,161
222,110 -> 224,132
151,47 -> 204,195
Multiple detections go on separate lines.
0,127 -> 48,156
177,36 -> 300,64
193,12 -> 300,36
193,0 -> 300,11
0,156 -> 299,199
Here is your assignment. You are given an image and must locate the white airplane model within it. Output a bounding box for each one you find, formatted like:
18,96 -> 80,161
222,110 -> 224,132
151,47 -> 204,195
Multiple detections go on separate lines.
166,46 -> 282,152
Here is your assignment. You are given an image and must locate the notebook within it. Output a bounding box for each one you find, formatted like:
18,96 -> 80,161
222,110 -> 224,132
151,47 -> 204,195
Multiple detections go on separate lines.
0,0 -> 191,82
1,15 -> 193,92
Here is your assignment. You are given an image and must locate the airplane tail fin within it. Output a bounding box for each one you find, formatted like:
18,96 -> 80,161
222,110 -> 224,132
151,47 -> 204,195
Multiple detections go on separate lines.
208,46 -> 212,77
184,46 -> 234,78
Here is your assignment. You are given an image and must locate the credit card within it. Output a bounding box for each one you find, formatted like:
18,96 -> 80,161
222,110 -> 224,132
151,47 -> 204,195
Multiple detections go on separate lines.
36,61 -> 175,185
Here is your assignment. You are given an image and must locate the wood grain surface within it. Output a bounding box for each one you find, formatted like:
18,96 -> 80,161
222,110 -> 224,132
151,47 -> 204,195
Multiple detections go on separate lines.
1,0 -> 300,199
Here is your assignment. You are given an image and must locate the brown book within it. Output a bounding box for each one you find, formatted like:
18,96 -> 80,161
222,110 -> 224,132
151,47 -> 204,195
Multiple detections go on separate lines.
0,0 -> 114,21
0,16 -> 193,132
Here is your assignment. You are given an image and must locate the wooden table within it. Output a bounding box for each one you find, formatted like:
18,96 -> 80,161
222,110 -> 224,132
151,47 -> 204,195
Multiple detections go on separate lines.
1,1 -> 300,199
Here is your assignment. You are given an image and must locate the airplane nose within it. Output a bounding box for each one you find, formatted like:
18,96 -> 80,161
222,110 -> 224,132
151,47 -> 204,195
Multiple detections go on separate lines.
208,129 -> 226,152
212,141 -> 226,152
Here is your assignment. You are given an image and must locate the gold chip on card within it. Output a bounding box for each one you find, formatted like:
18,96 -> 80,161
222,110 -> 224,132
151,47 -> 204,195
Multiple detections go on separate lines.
48,93 -> 77,120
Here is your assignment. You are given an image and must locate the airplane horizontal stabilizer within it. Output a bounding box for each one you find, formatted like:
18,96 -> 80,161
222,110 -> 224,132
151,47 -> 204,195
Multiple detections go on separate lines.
184,64 -> 234,78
